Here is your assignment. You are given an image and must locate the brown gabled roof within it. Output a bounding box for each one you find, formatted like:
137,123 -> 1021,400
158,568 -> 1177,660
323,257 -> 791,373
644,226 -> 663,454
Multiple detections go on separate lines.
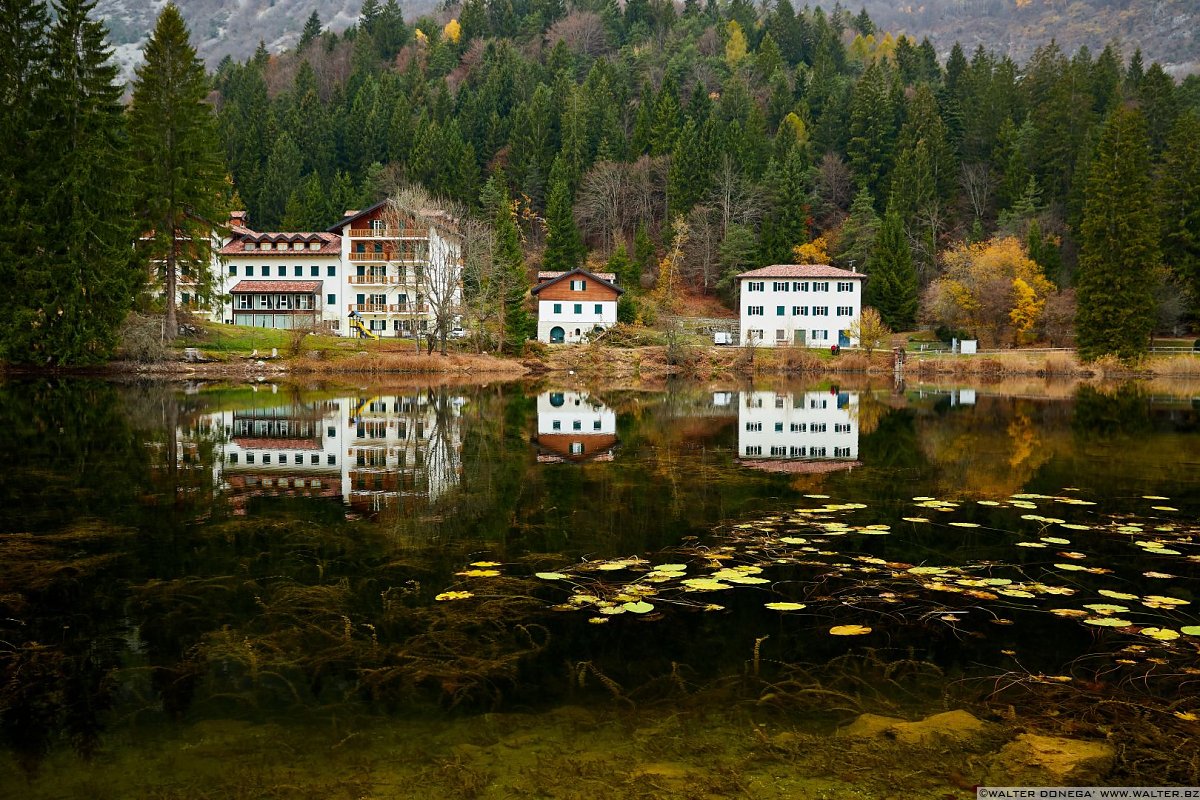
736,459 -> 861,474
230,280 -> 322,293
737,264 -> 865,280
219,231 -> 341,256
530,267 -> 624,296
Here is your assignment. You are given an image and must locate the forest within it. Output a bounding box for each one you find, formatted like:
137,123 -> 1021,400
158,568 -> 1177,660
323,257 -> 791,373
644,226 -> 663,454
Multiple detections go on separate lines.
1,0 -> 1199,364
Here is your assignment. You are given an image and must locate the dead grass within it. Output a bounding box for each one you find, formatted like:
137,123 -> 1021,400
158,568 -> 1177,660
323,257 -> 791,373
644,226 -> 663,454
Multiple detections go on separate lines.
289,351 -> 527,377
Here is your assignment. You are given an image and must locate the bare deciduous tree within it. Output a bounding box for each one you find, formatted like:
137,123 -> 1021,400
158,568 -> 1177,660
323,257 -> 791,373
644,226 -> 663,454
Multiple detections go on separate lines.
960,162 -> 994,223
545,11 -> 609,56
811,152 -> 855,230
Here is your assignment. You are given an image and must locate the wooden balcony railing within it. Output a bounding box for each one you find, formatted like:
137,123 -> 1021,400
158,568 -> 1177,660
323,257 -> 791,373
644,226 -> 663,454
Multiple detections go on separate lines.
388,304 -> 430,314
348,274 -> 390,285
348,227 -> 427,238
349,303 -> 388,313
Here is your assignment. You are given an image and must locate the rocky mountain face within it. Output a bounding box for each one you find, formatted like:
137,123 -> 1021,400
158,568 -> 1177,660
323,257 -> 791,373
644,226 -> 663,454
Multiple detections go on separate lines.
97,0 -> 1197,80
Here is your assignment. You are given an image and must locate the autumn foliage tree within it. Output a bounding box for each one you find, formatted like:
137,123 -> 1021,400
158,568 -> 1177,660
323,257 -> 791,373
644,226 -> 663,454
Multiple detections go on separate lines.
923,237 -> 1055,347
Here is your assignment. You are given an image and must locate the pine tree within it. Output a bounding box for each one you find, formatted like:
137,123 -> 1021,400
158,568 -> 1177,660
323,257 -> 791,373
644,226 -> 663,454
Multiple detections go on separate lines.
835,187 -> 880,270
299,11 -> 321,49
846,62 -> 899,198
866,209 -> 918,331
128,3 -> 228,339
492,181 -> 531,353
1076,105 -> 1159,361
758,144 -> 810,263
606,243 -> 634,289
541,158 -> 584,273
1158,110 -> 1200,303
258,133 -> 303,228
632,223 -> 655,288
667,117 -> 714,218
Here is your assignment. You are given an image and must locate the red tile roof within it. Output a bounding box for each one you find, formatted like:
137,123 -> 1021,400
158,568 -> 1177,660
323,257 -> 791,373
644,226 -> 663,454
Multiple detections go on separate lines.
230,280 -> 322,293
219,231 -> 341,256
736,459 -> 861,474
737,264 -> 865,280
538,271 -> 617,283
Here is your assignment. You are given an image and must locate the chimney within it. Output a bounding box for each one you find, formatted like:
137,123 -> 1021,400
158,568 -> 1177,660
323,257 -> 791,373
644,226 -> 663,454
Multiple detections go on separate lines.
229,210 -> 247,228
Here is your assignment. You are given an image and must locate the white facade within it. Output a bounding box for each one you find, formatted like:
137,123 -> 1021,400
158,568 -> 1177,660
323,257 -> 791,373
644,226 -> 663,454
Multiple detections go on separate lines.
189,391 -> 465,514
738,266 -> 865,348
738,390 -> 859,461
534,390 -> 618,461
536,298 -> 619,344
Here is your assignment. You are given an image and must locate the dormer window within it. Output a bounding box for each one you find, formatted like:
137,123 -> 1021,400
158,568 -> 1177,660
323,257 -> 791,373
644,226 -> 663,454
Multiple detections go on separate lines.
244,242 -> 256,251
261,242 -> 272,251
292,242 -> 303,251
570,279 -> 587,291
309,241 -> 320,250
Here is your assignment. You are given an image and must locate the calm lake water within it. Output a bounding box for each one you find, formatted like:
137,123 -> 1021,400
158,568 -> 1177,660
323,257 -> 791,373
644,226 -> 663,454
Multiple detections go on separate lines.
2,377 -> 1199,797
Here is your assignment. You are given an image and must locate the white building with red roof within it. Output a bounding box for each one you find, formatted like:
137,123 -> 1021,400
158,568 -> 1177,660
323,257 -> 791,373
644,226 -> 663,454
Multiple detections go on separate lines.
217,226 -> 343,330
737,264 -> 865,348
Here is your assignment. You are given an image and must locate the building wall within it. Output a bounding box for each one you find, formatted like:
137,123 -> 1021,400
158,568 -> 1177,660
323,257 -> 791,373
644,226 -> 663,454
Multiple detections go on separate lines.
739,277 -> 863,348
737,390 -> 860,460
536,299 -> 618,343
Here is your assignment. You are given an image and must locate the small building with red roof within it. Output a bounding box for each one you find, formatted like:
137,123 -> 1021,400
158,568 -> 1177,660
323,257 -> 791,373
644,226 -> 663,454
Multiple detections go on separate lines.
532,267 -> 623,344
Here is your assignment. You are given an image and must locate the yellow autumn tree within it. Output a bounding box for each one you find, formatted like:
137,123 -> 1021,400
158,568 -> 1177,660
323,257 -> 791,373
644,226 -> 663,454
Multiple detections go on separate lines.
792,236 -> 831,264
443,18 -> 462,44
724,21 -> 748,67
924,237 -> 1054,347
778,112 -> 808,150
655,216 -> 690,313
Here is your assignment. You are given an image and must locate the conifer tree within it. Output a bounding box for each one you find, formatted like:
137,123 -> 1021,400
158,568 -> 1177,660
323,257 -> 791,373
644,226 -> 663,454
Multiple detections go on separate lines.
633,223 -> 655,288
299,11 -> 321,49
128,3 -> 228,339
1076,106 -> 1160,360
606,243 -> 634,289
835,187 -> 880,270
758,144 -> 810,263
1158,110 -> 1200,303
541,158 -> 584,273
866,209 -> 918,331
258,133 -> 303,228
491,180 -> 531,353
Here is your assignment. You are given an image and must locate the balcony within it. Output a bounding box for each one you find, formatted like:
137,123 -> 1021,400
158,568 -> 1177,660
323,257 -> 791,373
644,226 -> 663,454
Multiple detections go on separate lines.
388,304 -> 430,314
350,303 -> 388,313
348,274 -> 391,285
348,227 -> 427,238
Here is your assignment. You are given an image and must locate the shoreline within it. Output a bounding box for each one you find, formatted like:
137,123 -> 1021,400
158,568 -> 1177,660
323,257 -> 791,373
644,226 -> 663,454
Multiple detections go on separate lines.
2,345 -> 1198,385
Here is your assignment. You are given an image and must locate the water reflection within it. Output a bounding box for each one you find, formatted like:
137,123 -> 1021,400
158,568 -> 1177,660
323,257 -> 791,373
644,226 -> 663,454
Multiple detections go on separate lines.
736,389 -> 860,473
183,390 -> 466,516
534,390 -> 618,462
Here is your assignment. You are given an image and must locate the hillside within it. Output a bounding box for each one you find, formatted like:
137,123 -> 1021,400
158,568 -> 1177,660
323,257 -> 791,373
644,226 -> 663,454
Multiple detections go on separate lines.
97,0 -> 1199,78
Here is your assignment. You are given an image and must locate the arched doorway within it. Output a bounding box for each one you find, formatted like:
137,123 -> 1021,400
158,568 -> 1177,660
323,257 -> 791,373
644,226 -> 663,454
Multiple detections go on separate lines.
549,326 -> 565,343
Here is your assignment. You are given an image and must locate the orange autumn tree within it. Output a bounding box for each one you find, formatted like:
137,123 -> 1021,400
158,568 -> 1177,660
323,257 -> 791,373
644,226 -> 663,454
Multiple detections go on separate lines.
923,237 -> 1054,347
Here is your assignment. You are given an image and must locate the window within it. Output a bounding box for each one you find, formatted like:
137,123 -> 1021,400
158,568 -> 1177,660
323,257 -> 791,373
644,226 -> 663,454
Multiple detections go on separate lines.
229,265 -> 237,275
294,454 -> 303,465
244,242 -> 257,251
294,265 -> 302,276
327,266 -> 336,277
792,306 -> 807,315
838,282 -> 855,292
309,242 -> 320,251
811,423 -> 827,432
246,265 -> 254,276
773,281 -> 789,291
327,454 -> 336,465
570,279 -> 587,291
327,293 -> 335,305
834,446 -> 851,458
812,330 -> 828,341
837,306 -> 853,316
790,423 -> 806,432
792,281 -> 808,291
746,281 -> 764,291
811,447 -> 827,457
749,329 -> 764,341
293,242 -> 304,251
262,454 -> 271,464
237,295 -> 251,309
311,454 -> 320,465
810,399 -> 828,409
813,306 -> 829,316
297,295 -> 313,310
594,303 -> 603,314
310,266 -> 319,277
776,329 -> 787,341
553,303 -> 562,313
276,294 -> 291,310
745,445 -> 762,456
835,423 -> 851,433
813,281 -> 830,291
775,396 -> 785,408
593,420 -> 602,431
745,422 -> 762,432
790,446 -> 806,457
569,442 -> 584,455
245,453 -> 254,464
747,306 -> 764,316
181,292 -> 190,306
773,306 -> 784,316
574,303 -> 582,314
228,453 -> 238,464
770,446 -> 787,456
774,422 -> 784,432
572,420 -> 582,431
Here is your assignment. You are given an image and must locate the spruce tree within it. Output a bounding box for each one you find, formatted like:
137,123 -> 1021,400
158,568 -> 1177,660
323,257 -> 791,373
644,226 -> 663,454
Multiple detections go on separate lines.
258,133 -> 303,229
128,3 -> 227,339
866,209 -> 918,331
299,11 -> 321,49
835,187 -> 880,270
1076,105 -> 1159,361
492,182 -> 531,353
541,158 -> 584,273
1158,111 -> 1200,303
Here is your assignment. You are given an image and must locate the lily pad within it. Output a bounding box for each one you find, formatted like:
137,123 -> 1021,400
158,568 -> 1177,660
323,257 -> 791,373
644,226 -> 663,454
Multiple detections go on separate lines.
829,624 -> 872,636
1139,627 -> 1180,641
435,591 -> 473,601
764,602 -> 807,611
622,601 -> 655,614
1084,617 -> 1133,627
535,572 -> 568,580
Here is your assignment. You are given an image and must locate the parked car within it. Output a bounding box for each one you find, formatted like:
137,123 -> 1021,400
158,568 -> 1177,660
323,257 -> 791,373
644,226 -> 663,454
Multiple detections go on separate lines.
713,331 -> 731,346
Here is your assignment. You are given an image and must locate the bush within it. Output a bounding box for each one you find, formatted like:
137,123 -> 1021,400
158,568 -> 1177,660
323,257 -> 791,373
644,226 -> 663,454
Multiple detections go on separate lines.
523,340 -> 548,359
117,314 -> 169,363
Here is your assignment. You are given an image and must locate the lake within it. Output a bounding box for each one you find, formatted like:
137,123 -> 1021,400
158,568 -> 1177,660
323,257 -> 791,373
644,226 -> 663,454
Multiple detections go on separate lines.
1,377 -> 1198,797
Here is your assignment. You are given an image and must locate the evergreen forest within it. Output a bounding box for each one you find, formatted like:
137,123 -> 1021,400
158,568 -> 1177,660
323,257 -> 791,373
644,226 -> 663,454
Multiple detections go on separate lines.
3,0 -> 1200,364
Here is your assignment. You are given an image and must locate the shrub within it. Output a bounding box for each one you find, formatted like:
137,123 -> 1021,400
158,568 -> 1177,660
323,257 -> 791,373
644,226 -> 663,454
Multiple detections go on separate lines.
117,314 -> 169,363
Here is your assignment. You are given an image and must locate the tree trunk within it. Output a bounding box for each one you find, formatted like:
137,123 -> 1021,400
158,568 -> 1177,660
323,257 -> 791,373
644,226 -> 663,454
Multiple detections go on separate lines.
164,236 -> 178,340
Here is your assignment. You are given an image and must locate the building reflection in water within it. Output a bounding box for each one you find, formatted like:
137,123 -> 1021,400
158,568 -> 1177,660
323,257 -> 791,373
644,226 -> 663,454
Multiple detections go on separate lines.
735,389 -> 861,474
191,391 -> 465,516
534,390 -> 618,463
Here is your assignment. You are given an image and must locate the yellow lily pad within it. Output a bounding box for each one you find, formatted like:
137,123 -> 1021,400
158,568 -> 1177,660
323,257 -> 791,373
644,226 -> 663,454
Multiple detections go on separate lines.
948,522 -> 981,528
1098,590 -> 1139,600
1084,617 -> 1133,627
1139,627 -> 1180,641
829,624 -> 872,636
764,602 -> 807,611
435,591 -> 474,601
535,572 -> 568,580
470,561 -> 501,567
622,601 -> 655,614
456,569 -> 501,577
